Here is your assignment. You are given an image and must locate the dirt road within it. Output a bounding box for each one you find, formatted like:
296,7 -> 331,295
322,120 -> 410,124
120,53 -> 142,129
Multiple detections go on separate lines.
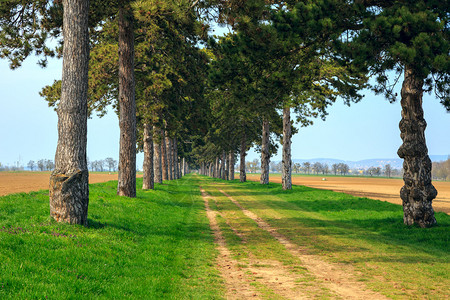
0,172 -> 121,196
246,174 -> 450,214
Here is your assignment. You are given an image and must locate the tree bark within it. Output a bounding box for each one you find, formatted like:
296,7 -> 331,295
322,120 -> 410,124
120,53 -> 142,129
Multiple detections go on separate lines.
215,157 -> 220,178
221,151 -> 227,180
173,138 -> 178,179
240,133 -> 247,182
229,151 -> 235,180
260,119 -> 270,184
182,157 -> 186,176
161,130 -> 168,181
166,137 -> 173,180
153,125 -> 163,184
225,152 -> 229,180
282,107 -> 292,190
398,66 -> 437,227
142,123 -> 154,190
49,0 -> 90,225
117,5 -> 136,197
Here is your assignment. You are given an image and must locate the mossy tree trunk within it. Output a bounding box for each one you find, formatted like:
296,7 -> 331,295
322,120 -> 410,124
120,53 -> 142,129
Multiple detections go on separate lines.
49,0 -> 90,225
398,66 -> 437,227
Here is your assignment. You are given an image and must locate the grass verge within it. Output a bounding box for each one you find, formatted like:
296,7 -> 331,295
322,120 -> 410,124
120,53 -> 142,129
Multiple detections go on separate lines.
0,177 -> 223,299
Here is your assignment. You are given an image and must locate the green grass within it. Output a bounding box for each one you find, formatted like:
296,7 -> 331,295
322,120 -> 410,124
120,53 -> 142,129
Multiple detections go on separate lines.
0,177 -> 223,299
201,176 -> 450,299
1,174 -> 449,299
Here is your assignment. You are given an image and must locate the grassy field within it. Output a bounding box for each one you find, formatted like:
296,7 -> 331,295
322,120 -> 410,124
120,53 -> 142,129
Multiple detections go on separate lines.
1,174 -> 449,299
0,177 -> 223,299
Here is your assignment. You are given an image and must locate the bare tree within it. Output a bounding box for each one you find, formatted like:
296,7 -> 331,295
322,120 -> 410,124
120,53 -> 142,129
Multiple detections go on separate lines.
322,164 -> 329,175
302,162 -> 311,174
45,159 -> 55,171
37,159 -> 45,171
312,162 -> 322,175
27,160 -> 35,171
332,163 -> 338,175
384,164 -> 392,178
105,157 -> 117,172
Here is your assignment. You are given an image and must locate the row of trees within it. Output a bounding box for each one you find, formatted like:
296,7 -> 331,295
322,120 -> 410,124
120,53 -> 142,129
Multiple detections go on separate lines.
432,158 -> 450,181
1,1 -> 448,228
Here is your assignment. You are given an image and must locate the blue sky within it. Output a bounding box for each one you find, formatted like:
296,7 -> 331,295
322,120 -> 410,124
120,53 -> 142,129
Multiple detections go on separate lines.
0,55 -> 449,169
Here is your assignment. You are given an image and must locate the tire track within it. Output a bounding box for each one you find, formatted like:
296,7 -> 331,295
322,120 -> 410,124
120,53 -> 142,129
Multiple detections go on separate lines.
202,187 -> 312,299
200,188 -> 260,299
218,188 -> 389,300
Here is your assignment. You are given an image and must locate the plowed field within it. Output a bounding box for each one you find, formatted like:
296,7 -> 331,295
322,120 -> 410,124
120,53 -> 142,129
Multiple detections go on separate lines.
246,174 -> 450,214
0,172 -> 123,196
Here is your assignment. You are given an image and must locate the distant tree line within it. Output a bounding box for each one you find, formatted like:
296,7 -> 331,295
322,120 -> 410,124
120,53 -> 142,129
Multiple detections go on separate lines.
88,158 -> 118,172
265,161 -> 401,177
432,158 -> 450,181
0,157 -> 118,172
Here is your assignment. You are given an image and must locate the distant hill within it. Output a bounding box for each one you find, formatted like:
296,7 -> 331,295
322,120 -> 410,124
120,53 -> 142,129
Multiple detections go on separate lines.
291,155 -> 449,170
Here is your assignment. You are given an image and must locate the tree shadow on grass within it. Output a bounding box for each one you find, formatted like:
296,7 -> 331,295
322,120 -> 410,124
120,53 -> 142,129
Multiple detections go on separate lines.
271,214 -> 450,261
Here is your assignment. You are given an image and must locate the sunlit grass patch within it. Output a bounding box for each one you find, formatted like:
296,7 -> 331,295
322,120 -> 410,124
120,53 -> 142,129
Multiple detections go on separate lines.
0,177 -> 223,299
213,178 -> 450,299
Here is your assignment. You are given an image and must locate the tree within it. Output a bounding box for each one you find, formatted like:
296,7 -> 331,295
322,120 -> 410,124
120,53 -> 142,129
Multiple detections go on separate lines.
27,160 -> 35,171
303,162 -> 311,175
311,162 -> 321,175
322,164 -> 329,175
105,157 -> 117,172
345,1 -> 449,227
384,164 -> 392,178
142,123 -> 154,189
332,163 -> 338,175
117,3 -> 136,197
45,159 -> 55,171
37,159 -> 45,171
49,0 -> 90,225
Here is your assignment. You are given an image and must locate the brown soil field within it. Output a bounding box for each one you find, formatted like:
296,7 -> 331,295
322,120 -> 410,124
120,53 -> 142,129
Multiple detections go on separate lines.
246,174 -> 450,214
0,172 -> 129,196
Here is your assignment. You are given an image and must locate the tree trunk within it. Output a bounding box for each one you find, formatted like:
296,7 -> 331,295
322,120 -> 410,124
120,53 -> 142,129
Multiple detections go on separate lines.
173,138 -> 178,179
221,151 -> 227,180
161,130 -> 168,181
166,137 -> 173,180
240,133 -> 247,182
225,152 -> 229,180
260,119 -> 270,184
49,0 -> 90,225
229,151 -> 235,180
142,123 -> 154,190
398,66 -> 437,227
153,125 -> 162,184
117,5 -> 136,197
282,107 -> 292,190
182,157 -> 186,177
215,157 -> 220,178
